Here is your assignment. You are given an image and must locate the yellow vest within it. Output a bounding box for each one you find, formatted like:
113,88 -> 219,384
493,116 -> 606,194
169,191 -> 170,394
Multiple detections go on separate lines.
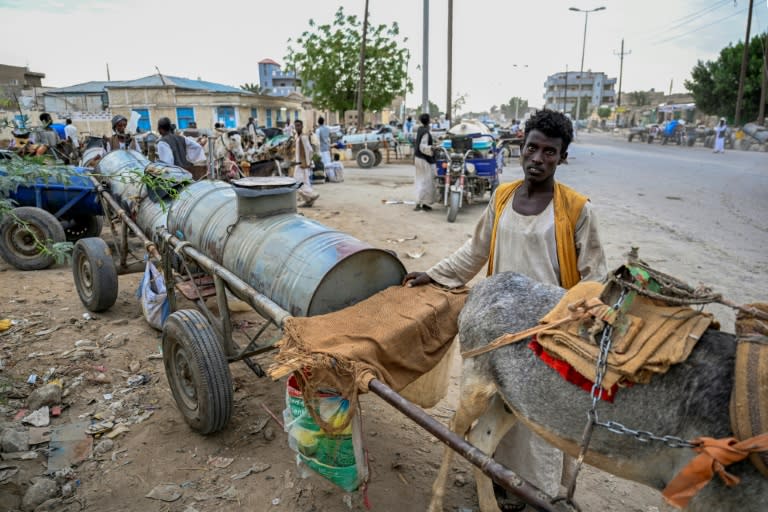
487,180 -> 588,289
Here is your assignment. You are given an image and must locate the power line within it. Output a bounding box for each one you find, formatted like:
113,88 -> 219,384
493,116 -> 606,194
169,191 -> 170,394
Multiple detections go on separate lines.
633,0 -> 732,41
652,6 -> 747,46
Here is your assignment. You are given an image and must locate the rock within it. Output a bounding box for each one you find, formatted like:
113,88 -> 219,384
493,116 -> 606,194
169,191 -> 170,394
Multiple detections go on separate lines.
34,497 -> 64,511
263,426 -> 275,441
1,429 -> 29,453
93,439 -> 114,455
21,478 -> 58,512
145,484 -> 182,502
60,483 -> 74,498
22,408 -> 50,427
26,385 -> 61,411
452,473 -> 467,487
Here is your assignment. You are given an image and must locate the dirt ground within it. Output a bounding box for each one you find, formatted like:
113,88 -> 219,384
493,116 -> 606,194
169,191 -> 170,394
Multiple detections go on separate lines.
2,137 -> 739,512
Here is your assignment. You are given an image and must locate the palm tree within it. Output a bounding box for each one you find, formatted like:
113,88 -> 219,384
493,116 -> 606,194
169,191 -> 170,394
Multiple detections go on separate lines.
240,82 -> 265,94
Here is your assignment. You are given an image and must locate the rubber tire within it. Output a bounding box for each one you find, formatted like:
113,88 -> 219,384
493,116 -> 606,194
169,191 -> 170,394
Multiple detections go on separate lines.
72,237 -> 118,312
0,206 -> 66,271
447,190 -> 461,223
356,149 -> 375,169
163,309 -> 233,434
65,215 -> 104,241
373,150 -> 383,167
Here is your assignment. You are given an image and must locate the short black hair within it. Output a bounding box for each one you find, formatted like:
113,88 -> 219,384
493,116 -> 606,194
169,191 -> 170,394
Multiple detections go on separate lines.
39,112 -> 52,124
419,113 -> 430,126
158,117 -> 172,133
524,109 -> 574,153
66,118 -> 72,124
318,116 -> 325,125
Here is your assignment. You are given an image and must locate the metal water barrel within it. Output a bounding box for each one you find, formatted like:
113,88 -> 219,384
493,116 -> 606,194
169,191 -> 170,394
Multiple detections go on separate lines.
167,177 -> 405,317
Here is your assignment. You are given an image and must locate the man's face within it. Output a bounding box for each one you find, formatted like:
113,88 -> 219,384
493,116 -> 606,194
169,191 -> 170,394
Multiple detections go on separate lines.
294,121 -> 302,135
520,129 -> 566,184
115,120 -> 127,134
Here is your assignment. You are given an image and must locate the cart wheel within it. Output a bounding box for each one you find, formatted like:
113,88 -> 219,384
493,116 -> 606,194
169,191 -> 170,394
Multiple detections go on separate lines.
72,237 -> 118,312
373,150 -> 383,167
0,206 -> 66,271
356,149 -> 375,169
447,190 -> 461,223
64,215 -> 104,241
163,309 -> 233,434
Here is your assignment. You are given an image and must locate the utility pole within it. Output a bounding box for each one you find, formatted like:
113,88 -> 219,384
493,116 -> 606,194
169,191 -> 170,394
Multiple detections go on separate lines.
446,0 -> 453,123
614,38 -> 631,127
563,65 -> 568,113
758,31 -> 767,125
422,0 -> 429,115
734,0 -> 754,126
106,63 -> 111,81
356,0 -> 370,131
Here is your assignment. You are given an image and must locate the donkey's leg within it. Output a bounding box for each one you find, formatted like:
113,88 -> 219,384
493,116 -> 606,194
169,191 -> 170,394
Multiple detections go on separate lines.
428,372 -> 496,512
467,393 -> 518,512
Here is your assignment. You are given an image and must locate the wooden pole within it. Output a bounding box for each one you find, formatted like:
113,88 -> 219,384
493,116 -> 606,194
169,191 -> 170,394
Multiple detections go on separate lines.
356,0 -> 370,131
758,32 -> 767,126
734,0 -> 754,126
446,0 -> 453,123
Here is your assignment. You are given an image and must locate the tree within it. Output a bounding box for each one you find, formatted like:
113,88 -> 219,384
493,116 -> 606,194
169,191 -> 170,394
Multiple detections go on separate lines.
416,101 -> 441,118
285,7 -> 412,116
500,97 -> 528,120
452,93 -> 468,120
240,82 -> 264,94
685,32 -> 766,123
627,91 -> 650,106
597,107 -> 612,119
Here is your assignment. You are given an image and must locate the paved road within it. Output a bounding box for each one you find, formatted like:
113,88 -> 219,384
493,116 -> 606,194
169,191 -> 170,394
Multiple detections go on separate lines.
357,133 -> 767,327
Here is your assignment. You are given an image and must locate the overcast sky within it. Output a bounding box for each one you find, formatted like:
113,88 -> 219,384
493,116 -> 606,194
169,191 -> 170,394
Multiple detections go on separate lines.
1,0 -> 766,114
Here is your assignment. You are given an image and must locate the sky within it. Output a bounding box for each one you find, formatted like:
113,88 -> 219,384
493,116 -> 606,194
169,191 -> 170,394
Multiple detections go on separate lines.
1,0 -> 767,114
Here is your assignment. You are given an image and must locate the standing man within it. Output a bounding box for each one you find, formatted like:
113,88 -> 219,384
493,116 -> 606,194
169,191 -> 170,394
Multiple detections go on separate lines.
107,115 -> 140,151
156,117 -> 205,170
293,119 -> 319,207
246,117 -> 259,149
413,113 -> 436,211
64,119 -> 79,148
404,109 -> 606,509
713,117 -> 727,154
35,113 -> 60,147
404,116 -> 414,141
316,116 -> 332,167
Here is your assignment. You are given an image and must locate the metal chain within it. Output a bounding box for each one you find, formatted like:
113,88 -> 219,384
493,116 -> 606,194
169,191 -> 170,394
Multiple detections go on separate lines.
596,420 -> 699,448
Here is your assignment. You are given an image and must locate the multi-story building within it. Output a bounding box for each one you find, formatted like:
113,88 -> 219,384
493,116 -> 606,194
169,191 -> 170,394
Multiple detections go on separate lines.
258,59 -> 301,97
543,71 -> 616,115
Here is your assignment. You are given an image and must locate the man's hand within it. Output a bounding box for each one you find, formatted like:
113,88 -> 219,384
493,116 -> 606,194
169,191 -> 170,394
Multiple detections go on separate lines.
402,272 -> 434,287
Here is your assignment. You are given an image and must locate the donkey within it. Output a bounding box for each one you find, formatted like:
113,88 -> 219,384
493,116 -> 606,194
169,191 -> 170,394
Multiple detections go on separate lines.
429,272 -> 767,512
212,131 -> 245,180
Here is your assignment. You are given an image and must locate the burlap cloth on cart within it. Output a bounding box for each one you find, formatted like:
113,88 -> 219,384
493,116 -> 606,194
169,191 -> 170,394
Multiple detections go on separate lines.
270,284 -> 467,430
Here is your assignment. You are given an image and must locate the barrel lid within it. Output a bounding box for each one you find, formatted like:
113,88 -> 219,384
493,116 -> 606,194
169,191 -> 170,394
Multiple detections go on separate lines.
233,176 -> 297,189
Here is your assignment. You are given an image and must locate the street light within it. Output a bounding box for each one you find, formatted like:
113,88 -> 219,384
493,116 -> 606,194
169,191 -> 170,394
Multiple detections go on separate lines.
569,6 -> 606,133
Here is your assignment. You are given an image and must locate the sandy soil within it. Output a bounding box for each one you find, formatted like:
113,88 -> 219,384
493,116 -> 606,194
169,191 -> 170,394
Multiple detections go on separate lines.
0,142 -> 722,512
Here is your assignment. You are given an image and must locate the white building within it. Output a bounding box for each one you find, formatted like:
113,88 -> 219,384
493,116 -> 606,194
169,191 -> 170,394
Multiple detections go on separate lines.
543,71 -> 617,114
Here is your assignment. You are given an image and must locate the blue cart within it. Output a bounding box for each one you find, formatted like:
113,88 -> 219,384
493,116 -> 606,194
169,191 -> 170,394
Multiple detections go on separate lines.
0,152 -> 103,270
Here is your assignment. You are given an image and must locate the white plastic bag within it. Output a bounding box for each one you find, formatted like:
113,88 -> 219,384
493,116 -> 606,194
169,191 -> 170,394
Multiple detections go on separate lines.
136,260 -> 170,330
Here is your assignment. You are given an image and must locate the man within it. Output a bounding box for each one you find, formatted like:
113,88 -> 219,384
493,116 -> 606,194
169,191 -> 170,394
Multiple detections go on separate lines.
292,119 -> 319,207
182,121 -> 200,138
404,109 -> 606,507
107,115 -> 140,152
713,117 -> 727,154
34,113 -> 60,147
316,116 -> 331,167
413,113 -> 436,211
404,116 -> 414,141
64,119 -> 79,148
156,117 -> 205,170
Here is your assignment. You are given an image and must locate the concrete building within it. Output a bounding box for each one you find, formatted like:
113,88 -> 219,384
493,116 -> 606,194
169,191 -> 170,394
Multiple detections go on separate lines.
42,74 -> 310,137
543,71 -> 616,115
258,58 -> 301,97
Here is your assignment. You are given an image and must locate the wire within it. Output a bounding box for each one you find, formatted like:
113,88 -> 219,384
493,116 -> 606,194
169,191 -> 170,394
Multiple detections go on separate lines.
651,5 -> 748,46
632,0 -> 733,41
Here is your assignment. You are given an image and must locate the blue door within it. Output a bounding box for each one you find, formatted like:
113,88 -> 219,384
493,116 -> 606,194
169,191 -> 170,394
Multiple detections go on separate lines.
217,107 -> 236,129
132,109 -> 150,133
176,107 -> 195,129
266,109 -> 273,128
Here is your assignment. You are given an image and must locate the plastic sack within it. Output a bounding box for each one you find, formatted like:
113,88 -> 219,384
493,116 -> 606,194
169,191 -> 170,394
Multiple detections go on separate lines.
136,260 -> 170,331
284,375 -> 368,492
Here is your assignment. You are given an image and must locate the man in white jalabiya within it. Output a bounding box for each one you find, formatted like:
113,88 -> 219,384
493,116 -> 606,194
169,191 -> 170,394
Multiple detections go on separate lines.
413,113 -> 436,211
293,119 -> 319,207
156,117 -> 205,170
315,116 -> 332,167
713,117 -> 727,154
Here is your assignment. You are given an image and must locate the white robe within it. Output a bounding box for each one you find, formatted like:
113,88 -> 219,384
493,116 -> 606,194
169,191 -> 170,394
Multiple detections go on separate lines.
427,188 -> 607,497
414,130 -> 436,205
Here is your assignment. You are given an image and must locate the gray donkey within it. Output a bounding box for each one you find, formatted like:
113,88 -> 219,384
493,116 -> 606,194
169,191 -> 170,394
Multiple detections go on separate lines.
429,272 -> 767,512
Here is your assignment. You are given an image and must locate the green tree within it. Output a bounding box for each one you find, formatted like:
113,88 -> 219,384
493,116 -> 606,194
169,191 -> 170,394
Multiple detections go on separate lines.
627,91 -> 650,106
240,82 -> 264,94
416,101 -> 441,118
285,7 -> 412,115
597,106 -> 612,119
685,32 -> 766,123
570,100 -> 589,121
500,97 -> 528,119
